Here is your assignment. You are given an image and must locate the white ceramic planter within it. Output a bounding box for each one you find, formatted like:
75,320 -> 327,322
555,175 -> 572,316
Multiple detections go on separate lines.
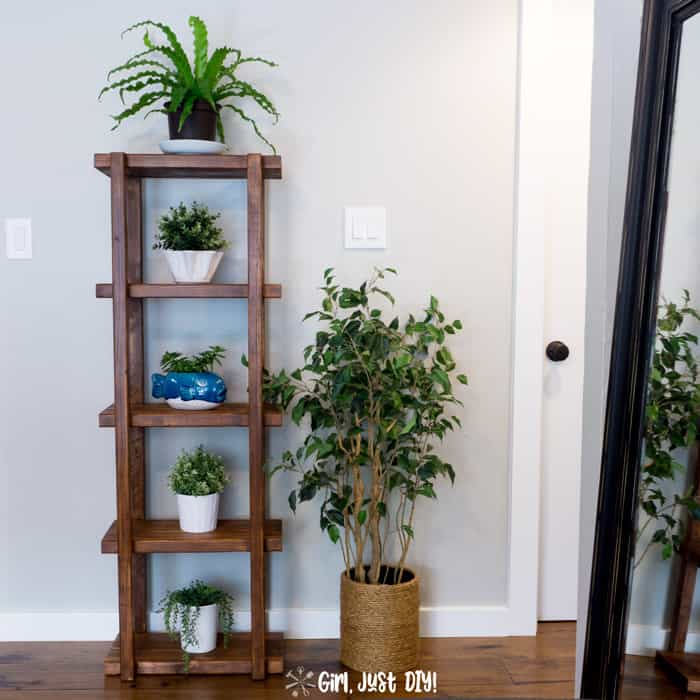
177,493 -> 220,533
181,603 -> 218,654
164,250 -> 224,283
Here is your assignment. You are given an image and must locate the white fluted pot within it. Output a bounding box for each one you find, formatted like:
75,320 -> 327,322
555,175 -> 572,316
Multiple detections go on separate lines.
177,493 -> 220,533
164,250 -> 224,283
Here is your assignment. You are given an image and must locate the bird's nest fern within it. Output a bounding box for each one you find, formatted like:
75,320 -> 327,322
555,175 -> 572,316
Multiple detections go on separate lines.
100,17 -> 279,152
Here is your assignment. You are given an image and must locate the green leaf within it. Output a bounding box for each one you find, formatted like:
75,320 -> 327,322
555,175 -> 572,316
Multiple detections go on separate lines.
110,90 -> 167,128
188,16 -> 209,80
177,94 -> 197,132
288,491 -> 297,513
357,510 -> 367,526
241,354 -> 249,367
328,524 -> 340,544
400,413 -> 416,435
457,374 -> 468,385
201,47 -> 237,93
453,320 -> 463,330
402,524 -> 414,539
220,103 -> 276,154
432,368 -> 451,393
291,400 -> 306,425
122,20 -> 193,85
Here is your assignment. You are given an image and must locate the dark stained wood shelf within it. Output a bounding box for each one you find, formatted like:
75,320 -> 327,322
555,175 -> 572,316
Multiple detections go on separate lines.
98,403 -> 283,428
94,153 -> 282,180
98,152 -> 280,679
101,519 -> 283,554
104,632 -> 284,675
96,282 -> 282,299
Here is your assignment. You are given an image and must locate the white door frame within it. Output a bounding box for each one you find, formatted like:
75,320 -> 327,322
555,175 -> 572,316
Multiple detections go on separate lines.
505,0 -> 550,635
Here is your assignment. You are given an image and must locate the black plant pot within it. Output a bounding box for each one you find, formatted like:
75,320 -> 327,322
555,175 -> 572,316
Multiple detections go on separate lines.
166,100 -> 218,141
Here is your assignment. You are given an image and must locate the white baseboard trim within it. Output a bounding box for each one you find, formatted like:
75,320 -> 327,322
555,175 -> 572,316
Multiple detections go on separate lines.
0,605 -> 518,642
626,623 -> 700,656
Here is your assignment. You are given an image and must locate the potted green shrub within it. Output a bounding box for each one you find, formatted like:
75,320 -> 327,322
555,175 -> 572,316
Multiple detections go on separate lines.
168,446 -> 230,533
154,202 -> 230,283
261,268 -> 467,673
152,345 -> 227,410
99,16 -> 279,152
158,580 -> 235,672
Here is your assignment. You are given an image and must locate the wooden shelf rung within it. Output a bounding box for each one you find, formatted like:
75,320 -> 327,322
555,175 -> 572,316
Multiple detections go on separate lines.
95,283 -> 282,299
98,403 -> 283,428
104,632 -> 284,675
101,519 -> 283,553
94,153 -> 282,180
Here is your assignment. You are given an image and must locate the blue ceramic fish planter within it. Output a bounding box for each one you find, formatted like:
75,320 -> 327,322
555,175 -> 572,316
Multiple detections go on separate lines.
152,372 -> 227,410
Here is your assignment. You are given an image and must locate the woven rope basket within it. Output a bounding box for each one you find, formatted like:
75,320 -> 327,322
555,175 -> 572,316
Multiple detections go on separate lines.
340,566 -> 419,673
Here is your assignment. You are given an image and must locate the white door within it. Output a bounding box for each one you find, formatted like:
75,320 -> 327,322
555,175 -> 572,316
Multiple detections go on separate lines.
537,0 -> 594,621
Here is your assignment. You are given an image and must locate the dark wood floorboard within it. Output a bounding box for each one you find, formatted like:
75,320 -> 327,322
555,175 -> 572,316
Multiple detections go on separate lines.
620,653 -> 692,700
0,622 -> 575,699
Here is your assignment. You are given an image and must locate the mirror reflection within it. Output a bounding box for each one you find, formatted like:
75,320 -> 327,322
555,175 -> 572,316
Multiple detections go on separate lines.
625,10 -> 700,695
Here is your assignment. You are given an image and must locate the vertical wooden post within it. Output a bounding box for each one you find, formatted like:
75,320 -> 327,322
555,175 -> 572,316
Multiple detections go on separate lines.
111,153 -> 136,680
126,176 -> 147,634
247,154 -> 266,679
667,444 -> 700,652
669,558 -> 697,651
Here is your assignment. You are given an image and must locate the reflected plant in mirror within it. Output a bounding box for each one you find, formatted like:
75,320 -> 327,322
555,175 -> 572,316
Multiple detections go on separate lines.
636,291 -> 700,567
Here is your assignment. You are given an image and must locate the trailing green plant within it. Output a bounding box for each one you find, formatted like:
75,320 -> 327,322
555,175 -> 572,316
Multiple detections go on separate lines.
157,579 -> 234,673
160,345 -> 226,374
99,16 -> 279,151
255,267 -> 467,585
168,445 -> 229,496
635,290 -> 700,568
154,202 -> 229,252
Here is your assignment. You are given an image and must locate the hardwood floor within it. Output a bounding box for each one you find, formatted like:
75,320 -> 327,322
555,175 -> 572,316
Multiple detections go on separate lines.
0,621 -> 686,699
621,654 -> 692,700
0,622 -> 574,699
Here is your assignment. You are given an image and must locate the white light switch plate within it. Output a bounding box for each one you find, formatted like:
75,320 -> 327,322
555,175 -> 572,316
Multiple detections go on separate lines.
5,218 -> 32,259
344,207 -> 386,249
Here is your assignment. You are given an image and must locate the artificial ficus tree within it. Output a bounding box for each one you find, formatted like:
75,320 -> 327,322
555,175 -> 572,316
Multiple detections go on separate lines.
260,268 -> 468,584
636,291 -> 700,568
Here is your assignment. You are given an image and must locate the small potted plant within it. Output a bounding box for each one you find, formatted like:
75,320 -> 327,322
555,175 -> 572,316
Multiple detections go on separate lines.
168,445 -> 230,533
158,579 -> 235,672
152,345 -> 227,410
99,16 -> 279,152
154,202 -> 230,284
262,268 -> 467,673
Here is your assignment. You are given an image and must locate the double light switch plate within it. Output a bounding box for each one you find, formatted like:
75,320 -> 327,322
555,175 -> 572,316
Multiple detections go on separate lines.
344,207 -> 386,249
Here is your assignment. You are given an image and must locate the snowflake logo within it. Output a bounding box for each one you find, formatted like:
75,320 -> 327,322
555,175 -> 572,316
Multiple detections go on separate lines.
285,665 -> 317,697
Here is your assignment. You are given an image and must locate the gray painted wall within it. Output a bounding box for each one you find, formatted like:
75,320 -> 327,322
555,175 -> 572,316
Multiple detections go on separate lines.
0,0 -> 518,626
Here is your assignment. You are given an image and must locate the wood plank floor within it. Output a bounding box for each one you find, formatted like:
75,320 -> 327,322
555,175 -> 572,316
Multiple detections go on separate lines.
621,654 -> 692,700
3,622 -> 568,699
0,621 -> 684,699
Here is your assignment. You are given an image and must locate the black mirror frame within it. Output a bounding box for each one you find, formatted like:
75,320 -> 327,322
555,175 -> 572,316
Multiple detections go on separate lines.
581,1 -> 700,698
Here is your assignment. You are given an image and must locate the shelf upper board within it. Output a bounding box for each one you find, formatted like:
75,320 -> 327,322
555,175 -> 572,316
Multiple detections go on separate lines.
94,153 -> 282,180
104,632 -> 284,675
99,403 -> 283,428
101,519 -> 283,554
96,282 -> 282,299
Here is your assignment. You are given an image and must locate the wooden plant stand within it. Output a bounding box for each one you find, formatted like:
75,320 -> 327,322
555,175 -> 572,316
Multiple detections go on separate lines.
656,445 -> 700,692
95,152 -> 284,680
